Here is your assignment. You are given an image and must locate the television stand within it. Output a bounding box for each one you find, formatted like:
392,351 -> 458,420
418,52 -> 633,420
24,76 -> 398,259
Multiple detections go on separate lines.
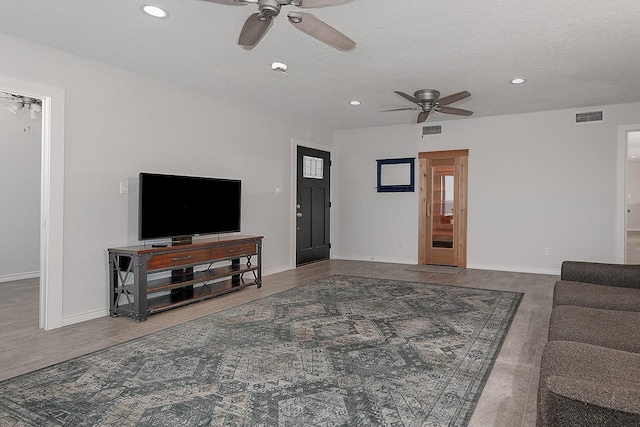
108,235 -> 263,322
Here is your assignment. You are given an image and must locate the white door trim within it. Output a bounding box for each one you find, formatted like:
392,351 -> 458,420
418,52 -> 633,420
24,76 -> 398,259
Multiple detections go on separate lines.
0,75 -> 65,330
617,124 -> 640,263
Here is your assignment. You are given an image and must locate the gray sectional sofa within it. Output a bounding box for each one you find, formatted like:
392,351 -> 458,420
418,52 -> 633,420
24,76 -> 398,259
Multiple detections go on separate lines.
537,261 -> 640,426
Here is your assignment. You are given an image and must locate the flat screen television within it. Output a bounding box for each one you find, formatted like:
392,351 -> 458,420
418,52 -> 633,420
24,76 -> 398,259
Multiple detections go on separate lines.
138,172 -> 241,242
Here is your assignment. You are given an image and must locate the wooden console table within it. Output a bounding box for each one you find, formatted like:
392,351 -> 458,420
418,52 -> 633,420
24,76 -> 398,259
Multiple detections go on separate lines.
108,235 -> 262,322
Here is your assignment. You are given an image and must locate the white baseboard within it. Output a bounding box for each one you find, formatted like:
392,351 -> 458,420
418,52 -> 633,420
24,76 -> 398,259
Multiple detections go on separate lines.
63,308 -> 110,327
333,255 -> 418,265
333,257 -> 560,275
263,264 -> 294,276
0,271 -> 39,283
467,263 -> 560,276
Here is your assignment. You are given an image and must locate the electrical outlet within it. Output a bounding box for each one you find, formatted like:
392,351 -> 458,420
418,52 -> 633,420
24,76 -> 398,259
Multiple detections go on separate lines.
120,181 -> 129,194
544,247 -> 550,256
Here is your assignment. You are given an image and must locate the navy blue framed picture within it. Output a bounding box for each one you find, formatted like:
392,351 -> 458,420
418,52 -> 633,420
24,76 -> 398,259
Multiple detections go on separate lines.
376,157 -> 415,192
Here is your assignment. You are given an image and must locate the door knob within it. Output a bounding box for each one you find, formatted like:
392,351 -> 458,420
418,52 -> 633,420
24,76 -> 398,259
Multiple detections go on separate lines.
296,212 -> 303,218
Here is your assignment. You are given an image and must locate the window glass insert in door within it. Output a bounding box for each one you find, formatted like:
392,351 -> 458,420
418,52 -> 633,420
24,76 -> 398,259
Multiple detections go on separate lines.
432,166 -> 455,249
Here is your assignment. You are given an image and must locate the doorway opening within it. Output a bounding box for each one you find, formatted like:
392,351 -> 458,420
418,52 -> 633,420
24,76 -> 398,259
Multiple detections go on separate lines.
0,75 -> 65,330
0,91 -> 42,291
626,130 -> 640,263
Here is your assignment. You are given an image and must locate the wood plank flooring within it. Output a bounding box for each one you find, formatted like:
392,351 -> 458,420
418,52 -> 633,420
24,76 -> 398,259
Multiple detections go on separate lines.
0,260 -> 557,427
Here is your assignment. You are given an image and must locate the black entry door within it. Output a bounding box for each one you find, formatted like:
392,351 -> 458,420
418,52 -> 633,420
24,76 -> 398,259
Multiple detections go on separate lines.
296,146 -> 330,266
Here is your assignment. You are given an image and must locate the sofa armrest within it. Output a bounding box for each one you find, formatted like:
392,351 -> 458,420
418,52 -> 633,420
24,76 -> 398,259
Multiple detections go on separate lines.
560,261 -> 640,289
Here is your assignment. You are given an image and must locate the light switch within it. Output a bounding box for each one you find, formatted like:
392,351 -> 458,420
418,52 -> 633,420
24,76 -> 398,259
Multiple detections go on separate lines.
120,181 -> 129,194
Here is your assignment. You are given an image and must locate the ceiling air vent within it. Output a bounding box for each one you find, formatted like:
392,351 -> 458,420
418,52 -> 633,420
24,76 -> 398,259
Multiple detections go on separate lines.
575,111 -> 603,124
422,125 -> 442,137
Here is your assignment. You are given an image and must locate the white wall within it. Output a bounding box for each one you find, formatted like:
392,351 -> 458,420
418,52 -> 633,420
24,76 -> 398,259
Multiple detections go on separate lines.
333,103 -> 640,274
3,30 -> 639,324
0,33 -> 332,324
628,160 -> 640,230
333,125 -> 419,265
0,101 -> 41,281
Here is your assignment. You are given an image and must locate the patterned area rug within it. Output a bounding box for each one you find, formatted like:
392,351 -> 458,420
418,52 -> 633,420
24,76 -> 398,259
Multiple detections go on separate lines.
0,275 -> 522,426
405,264 -> 464,274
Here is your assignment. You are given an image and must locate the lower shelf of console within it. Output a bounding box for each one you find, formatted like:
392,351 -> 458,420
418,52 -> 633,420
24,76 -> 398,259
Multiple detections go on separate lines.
146,265 -> 258,293
114,277 -> 257,319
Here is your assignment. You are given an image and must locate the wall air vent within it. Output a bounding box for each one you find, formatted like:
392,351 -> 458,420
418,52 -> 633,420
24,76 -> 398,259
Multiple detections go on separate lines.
422,125 -> 442,137
575,111 -> 603,124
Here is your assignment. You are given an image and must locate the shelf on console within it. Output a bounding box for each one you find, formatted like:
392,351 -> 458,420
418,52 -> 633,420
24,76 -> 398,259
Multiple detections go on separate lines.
146,265 -> 258,293
116,278 -> 255,315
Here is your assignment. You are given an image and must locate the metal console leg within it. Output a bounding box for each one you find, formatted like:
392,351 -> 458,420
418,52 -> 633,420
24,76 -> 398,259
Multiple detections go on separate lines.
256,239 -> 262,288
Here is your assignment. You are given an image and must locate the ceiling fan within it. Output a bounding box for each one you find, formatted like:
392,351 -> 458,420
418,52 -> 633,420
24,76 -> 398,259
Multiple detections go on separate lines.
1,92 -> 42,117
202,0 -> 356,51
385,89 -> 473,123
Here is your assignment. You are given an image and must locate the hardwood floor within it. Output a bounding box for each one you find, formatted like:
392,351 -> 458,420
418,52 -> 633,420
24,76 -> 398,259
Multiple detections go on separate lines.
0,260 -> 556,427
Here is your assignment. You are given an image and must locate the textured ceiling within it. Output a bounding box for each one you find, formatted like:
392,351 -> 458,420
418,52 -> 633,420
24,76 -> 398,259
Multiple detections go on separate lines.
1,0 -> 639,130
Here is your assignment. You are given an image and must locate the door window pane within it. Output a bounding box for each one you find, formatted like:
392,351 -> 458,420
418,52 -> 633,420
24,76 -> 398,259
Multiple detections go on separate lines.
432,166 -> 454,249
303,156 -> 324,179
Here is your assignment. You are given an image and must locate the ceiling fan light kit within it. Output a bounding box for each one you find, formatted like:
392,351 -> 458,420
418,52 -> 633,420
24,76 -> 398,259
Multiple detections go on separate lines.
203,0 -> 356,51
1,92 -> 43,118
385,89 -> 473,123
7,101 -> 24,115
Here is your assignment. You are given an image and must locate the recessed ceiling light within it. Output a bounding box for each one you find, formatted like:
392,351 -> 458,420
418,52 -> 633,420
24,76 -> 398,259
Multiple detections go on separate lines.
271,62 -> 288,73
141,4 -> 169,18
349,100 -> 361,106
632,155 -> 637,159
510,78 -> 526,84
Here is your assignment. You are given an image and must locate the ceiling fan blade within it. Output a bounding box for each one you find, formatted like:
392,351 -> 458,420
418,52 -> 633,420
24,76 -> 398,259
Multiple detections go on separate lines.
295,0 -> 354,8
437,91 -> 471,106
381,107 -> 417,112
238,13 -> 273,48
417,110 -> 430,123
200,0 -> 253,5
439,106 -> 473,116
288,12 -> 356,51
394,91 -> 419,104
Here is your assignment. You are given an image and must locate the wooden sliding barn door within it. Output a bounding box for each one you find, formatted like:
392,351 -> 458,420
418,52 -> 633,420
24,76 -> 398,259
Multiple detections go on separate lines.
418,150 -> 468,267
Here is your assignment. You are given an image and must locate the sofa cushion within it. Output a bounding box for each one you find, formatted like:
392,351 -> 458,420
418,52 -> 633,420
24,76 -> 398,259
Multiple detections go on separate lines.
545,377 -> 640,427
549,305 -> 640,352
553,280 -> 640,311
538,341 -> 640,427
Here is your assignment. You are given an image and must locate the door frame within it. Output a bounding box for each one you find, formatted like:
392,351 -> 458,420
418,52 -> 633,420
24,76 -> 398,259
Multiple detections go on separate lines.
0,75 -> 66,330
290,138 -> 334,268
617,124 -> 640,263
418,149 -> 468,268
